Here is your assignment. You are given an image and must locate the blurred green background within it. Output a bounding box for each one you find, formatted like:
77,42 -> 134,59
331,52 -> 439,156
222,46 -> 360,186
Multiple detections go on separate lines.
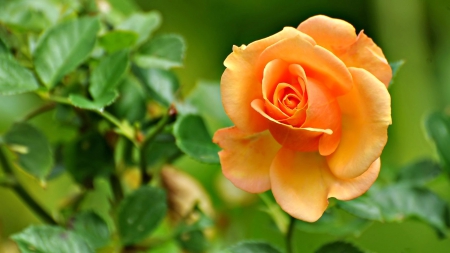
2,0 -> 450,252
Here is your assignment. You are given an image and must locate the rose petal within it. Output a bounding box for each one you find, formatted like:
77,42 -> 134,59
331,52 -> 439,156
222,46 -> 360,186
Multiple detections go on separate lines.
257,34 -> 353,96
327,67 -> 391,179
262,59 -> 290,100
336,31 -> 392,87
302,78 -> 341,155
222,27 -> 313,133
297,15 -> 357,52
213,127 -> 281,193
270,148 -> 380,222
251,99 -> 328,151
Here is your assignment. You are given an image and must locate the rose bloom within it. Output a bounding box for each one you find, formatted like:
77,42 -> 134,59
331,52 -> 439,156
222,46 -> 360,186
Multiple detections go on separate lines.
213,15 -> 392,222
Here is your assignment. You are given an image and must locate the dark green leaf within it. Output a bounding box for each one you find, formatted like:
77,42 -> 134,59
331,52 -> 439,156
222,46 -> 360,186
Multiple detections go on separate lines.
11,225 -> 94,253
145,133 -> 181,168
396,160 -> 441,185
296,208 -> 373,236
177,230 -> 208,253
4,123 -> 53,180
389,60 -> 404,86
69,91 -> 118,111
424,111 -> 450,172
117,186 -> 167,245
72,211 -> 110,249
173,114 -> 220,164
64,132 -> 115,185
112,76 -> 146,123
34,17 -> 100,88
135,34 -> 185,69
0,38 -> 9,56
118,11 -> 161,45
133,67 -> 179,107
89,50 -> 129,99
185,80 -> 232,131
223,241 -> 282,253
0,56 -> 39,95
337,196 -> 383,222
315,241 -> 363,253
99,31 -> 138,53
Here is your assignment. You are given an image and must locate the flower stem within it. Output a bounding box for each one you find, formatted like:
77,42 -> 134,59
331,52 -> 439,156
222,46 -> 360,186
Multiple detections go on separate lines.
21,102 -> 56,122
0,146 -> 57,225
286,216 -> 296,253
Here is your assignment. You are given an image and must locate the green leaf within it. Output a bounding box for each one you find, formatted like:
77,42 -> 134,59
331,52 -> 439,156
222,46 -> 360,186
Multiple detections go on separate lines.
34,17 -> 100,88
389,60 -> 404,86
0,0 -> 58,32
396,160 -> 441,185
185,80 -> 232,131
145,133 -> 181,168
72,211 -> 110,249
222,241 -> 282,253
337,196 -> 383,222
173,114 -> 220,164
424,111 -> 450,172
4,122 -> 53,180
135,34 -> 186,69
117,186 -> 167,245
112,76 -> 146,123
0,56 -> 39,95
69,91 -> 118,111
315,241 -> 364,253
11,225 -> 94,253
0,38 -> 9,56
296,208 -> 373,236
98,31 -> 138,53
89,50 -> 129,99
118,11 -> 161,45
64,132 -> 115,185
176,230 -> 208,253
133,67 -> 179,107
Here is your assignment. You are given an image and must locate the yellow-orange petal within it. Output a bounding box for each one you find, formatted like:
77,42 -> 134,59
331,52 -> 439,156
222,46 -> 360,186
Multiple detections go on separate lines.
262,59 -> 290,100
213,127 -> 281,193
222,27 -> 313,133
327,67 -> 391,179
270,148 -> 380,222
297,15 -> 357,52
257,34 -> 353,96
302,78 -> 341,155
337,31 -> 392,87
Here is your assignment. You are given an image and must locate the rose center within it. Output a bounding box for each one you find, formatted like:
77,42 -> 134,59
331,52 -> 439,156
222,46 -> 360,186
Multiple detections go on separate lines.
283,94 -> 300,109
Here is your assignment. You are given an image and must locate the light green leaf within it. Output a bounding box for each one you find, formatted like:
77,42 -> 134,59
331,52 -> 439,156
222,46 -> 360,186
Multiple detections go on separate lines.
118,186 -> 167,245
396,160 -> 441,185
0,0 -> 58,32
11,225 -> 94,253
222,241 -> 282,253
72,211 -> 110,249
118,11 -> 161,45
185,80 -> 232,131
4,123 -> 53,180
315,241 -> 364,253
133,67 -> 179,107
173,114 -> 220,164
98,31 -> 138,53
135,34 -> 185,69
89,50 -> 129,99
34,17 -> 100,88
389,60 -> 404,86
69,91 -> 118,111
0,56 -> 39,95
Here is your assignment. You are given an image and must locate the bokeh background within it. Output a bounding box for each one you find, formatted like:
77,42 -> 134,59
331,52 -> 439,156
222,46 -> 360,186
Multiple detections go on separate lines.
2,0 -> 450,252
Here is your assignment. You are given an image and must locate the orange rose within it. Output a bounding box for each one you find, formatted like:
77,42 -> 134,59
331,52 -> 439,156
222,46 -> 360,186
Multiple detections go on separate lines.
213,15 -> 392,222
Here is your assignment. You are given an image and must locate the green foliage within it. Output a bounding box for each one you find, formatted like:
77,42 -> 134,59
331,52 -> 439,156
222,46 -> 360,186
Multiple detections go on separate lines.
11,225 -> 94,253
424,111 -> 450,173
396,159 -> 441,185
135,34 -> 186,69
117,186 -> 167,245
389,60 -> 405,86
99,31 -> 138,53
0,56 -> 39,95
134,67 -> 180,107
174,114 -> 220,164
4,122 -> 53,180
71,211 -> 111,249
118,11 -> 162,45
34,17 -> 100,88
315,241 -> 364,253
222,241 -> 282,253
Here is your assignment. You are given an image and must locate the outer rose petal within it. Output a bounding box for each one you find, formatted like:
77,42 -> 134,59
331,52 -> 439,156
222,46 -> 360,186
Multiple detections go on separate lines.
213,127 -> 281,193
327,67 -> 391,179
270,148 -> 380,222
337,31 -> 392,87
221,27 -> 314,133
257,34 -> 353,96
297,15 -> 357,52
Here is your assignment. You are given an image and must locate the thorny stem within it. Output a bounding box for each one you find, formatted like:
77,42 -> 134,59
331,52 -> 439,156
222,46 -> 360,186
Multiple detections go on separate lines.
0,146 -> 57,225
286,216 -> 296,253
